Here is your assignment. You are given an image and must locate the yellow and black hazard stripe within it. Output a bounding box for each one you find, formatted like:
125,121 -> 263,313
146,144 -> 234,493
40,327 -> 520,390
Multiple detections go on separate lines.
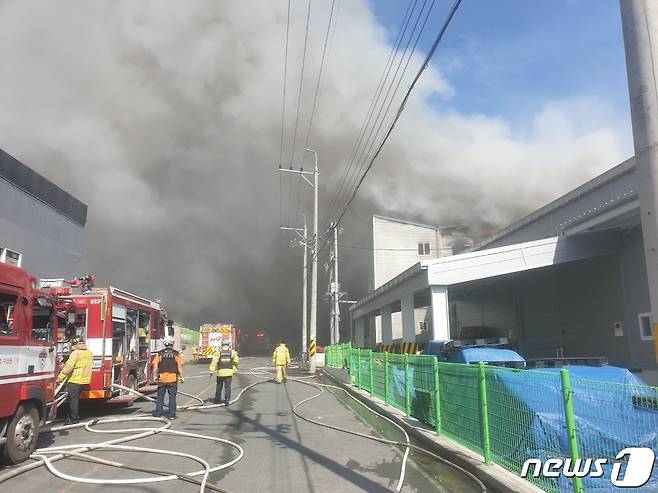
399,342 -> 418,354
309,339 -> 317,357
381,344 -> 394,353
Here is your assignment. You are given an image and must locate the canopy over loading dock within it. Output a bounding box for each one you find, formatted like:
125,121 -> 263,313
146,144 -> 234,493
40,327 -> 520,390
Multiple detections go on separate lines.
351,156 -> 657,384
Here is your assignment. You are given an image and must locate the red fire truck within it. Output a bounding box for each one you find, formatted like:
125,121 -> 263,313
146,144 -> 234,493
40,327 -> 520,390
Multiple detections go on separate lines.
42,279 -> 166,402
195,323 -> 237,362
0,263 -> 58,464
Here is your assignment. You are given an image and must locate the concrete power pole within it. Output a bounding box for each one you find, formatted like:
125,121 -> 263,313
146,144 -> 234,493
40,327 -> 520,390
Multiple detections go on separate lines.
620,0 -> 658,364
301,216 -> 308,358
278,147 -> 319,373
306,148 -> 319,374
332,223 -> 340,345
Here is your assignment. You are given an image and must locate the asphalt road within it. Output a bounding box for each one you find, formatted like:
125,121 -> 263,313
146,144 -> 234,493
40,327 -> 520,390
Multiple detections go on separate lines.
0,357 -> 481,493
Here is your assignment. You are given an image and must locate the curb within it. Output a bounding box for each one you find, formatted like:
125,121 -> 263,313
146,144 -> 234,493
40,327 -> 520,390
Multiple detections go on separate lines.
323,367 -> 545,493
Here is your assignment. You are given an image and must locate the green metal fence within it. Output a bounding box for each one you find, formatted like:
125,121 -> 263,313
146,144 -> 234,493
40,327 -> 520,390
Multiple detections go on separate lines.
371,352 -> 386,401
324,345 -> 658,493
325,343 -> 352,368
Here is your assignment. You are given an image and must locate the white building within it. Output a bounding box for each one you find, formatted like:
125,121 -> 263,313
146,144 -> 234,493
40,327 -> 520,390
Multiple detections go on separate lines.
366,215 -> 472,347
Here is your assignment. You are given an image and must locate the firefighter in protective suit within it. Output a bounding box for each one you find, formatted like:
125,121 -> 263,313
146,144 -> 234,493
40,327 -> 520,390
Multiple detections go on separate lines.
209,340 -> 239,405
152,336 -> 184,419
57,336 -> 93,424
272,339 -> 291,383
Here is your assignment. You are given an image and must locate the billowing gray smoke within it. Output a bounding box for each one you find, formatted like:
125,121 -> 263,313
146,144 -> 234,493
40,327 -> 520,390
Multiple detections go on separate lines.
0,1 -> 628,348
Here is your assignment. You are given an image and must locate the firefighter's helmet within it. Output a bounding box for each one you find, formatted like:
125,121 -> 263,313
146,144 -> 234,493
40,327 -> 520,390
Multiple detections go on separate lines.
163,335 -> 175,346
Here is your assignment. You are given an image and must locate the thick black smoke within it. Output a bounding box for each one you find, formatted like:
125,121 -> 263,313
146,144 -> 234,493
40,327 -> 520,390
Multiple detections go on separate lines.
0,1 -> 626,350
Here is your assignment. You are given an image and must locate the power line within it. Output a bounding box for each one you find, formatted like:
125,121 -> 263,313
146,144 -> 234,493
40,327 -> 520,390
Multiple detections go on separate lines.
279,0 -> 292,167
280,0 -> 292,228
321,0 -> 417,227
293,0 -> 337,229
315,0 -> 464,261
287,0 -> 313,227
303,0 -> 337,150
330,0 -> 435,226
289,0 -> 313,168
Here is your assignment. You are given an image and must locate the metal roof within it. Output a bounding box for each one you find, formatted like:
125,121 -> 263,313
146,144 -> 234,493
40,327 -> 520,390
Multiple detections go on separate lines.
480,157 -> 636,248
351,231 -> 619,315
372,214 -> 441,230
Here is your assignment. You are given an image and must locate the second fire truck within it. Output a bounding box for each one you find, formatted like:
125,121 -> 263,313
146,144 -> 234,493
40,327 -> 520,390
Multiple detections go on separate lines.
42,278 -> 167,403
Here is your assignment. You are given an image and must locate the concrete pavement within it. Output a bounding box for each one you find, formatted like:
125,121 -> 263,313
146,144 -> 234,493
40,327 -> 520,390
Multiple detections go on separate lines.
0,357 -> 482,492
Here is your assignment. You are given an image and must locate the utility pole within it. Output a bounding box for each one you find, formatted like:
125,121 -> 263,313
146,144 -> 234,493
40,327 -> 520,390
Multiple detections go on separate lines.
328,222 -> 341,345
334,223 -> 339,344
307,148 -> 319,374
279,212 -> 307,360
301,215 -> 308,358
278,148 -> 318,373
620,0 -> 658,365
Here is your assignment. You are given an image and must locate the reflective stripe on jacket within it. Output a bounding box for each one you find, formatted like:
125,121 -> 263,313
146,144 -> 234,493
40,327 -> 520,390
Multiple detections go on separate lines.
209,349 -> 239,377
57,345 -> 93,384
272,344 -> 290,366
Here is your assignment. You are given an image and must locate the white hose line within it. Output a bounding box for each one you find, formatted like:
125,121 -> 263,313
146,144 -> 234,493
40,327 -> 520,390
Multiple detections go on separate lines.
250,365 -> 409,492
0,420 -> 166,483
27,412 -> 243,492
289,376 -> 410,492
315,372 -> 487,493
34,443 -> 212,488
1,381 -> 250,491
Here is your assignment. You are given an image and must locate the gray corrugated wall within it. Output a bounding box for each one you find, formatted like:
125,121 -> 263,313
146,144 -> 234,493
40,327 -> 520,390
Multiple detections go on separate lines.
0,178 -> 84,278
620,227 -> 655,369
516,267 -> 563,359
556,255 -> 629,367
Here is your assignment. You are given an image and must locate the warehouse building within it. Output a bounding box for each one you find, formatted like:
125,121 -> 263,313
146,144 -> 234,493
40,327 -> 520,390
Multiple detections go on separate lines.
0,148 -> 87,277
351,156 -> 658,385
367,215 -> 472,347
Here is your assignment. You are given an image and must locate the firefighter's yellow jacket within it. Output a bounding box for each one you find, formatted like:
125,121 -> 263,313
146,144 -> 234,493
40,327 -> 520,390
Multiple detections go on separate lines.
209,349 -> 239,377
272,344 -> 291,366
57,343 -> 93,384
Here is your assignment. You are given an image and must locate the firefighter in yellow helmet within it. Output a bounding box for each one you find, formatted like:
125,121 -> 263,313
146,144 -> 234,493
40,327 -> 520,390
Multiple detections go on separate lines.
209,340 -> 239,405
57,336 -> 93,423
272,339 -> 291,383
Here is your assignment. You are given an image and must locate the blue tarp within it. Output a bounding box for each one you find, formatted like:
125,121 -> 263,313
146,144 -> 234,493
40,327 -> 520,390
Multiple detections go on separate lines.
421,340 -> 526,364
450,347 -> 526,364
491,365 -> 658,491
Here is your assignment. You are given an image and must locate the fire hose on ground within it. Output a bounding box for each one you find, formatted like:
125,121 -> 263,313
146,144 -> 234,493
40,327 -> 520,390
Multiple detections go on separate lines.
249,367 -> 487,493
0,365 -> 487,493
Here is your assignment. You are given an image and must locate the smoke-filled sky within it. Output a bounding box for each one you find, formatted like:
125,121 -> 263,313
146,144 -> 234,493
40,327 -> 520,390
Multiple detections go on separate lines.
0,1 -> 633,349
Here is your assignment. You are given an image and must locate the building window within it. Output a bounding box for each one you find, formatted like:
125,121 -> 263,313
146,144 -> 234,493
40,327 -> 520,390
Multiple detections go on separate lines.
419,321 -> 428,333
417,242 -> 430,255
639,313 -> 654,341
